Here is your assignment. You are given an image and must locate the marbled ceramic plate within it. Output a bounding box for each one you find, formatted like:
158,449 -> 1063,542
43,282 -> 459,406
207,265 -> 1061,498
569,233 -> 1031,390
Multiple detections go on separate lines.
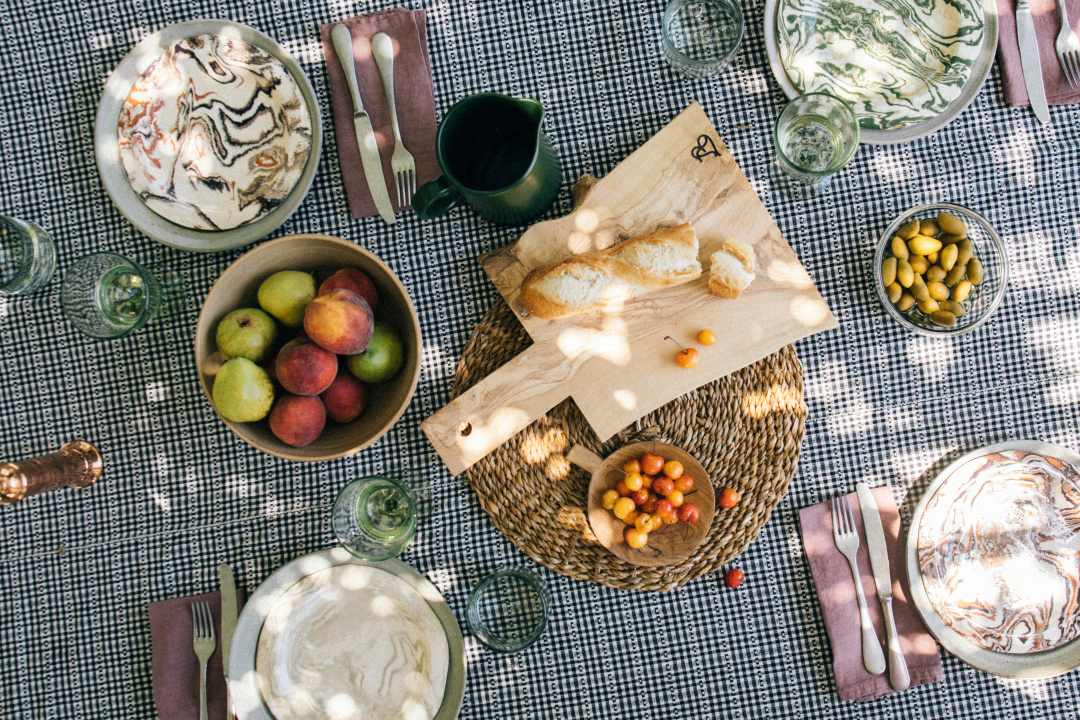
764,0 -> 998,144
96,20 -> 323,252
229,548 -> 466,720
906,440 -> 1080,678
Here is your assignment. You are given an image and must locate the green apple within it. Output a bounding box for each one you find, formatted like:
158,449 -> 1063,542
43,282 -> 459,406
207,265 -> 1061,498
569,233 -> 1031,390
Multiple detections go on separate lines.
212,357 -> 275,422
257,270 -> 316,327
216,308 -> 278,363
346,321 -> 404,383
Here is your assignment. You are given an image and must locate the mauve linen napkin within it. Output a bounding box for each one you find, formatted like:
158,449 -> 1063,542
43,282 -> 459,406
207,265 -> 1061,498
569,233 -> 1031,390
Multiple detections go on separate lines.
149,590 -> 245,720
998,0 -> 1080,106
320,9 -> 440,218
798,486 -> 943,702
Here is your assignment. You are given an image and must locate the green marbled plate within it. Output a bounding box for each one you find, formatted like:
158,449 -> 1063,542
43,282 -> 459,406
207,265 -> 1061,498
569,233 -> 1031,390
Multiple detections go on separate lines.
772,0 -> 988,136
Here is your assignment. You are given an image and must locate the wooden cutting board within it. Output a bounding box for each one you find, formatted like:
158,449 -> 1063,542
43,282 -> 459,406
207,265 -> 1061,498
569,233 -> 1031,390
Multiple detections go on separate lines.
422,102 -> 837,476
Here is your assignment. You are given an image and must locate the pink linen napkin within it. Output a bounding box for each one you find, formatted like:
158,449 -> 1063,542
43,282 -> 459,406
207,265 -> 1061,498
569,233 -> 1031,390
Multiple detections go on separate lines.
798,486 -> 943,702
320,9 -> 440,218
149,590 -> 246,720
997,0 -> 1080,106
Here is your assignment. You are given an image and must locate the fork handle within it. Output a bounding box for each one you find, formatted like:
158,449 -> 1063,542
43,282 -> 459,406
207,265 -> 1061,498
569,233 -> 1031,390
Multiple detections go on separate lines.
199,660 -> 209,720
846,555 -> 886,675
372,33 -> 403,143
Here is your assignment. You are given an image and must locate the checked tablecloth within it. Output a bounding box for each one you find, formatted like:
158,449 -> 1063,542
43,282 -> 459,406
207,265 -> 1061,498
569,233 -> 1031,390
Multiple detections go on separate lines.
2,0 -> 1080,718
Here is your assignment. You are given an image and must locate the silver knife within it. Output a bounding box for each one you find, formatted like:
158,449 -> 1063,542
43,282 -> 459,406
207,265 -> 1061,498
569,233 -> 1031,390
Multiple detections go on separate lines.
219,563 -> 238,720
330,24 -> 397,224
855,483 -> 909,691
1016,0 -> 1051,124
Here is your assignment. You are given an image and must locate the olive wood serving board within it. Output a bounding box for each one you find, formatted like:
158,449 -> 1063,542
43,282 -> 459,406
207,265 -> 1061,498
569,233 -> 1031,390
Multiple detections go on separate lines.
422,102 -> 836,476
570,442 -> 716,568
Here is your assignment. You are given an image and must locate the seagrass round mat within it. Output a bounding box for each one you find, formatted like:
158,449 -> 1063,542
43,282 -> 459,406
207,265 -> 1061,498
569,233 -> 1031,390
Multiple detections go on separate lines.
450,300 -> 807,591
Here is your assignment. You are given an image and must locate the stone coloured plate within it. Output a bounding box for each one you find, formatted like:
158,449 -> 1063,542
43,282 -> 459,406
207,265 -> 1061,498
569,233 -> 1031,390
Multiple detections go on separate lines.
764,0 -> 998,144
906,440 -> 1080,678
95,19 -> 322,252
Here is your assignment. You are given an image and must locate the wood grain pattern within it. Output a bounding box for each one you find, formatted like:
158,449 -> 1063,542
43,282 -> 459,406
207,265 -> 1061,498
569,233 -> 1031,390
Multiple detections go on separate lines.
422,102 -> 836,476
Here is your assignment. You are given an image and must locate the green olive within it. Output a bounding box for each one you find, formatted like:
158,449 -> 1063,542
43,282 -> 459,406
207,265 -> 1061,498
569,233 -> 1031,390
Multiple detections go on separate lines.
920,218 -> 941,236
909,235 -> 943,256
937,212 -> 967,236
882,257 -> 897,286
887,281 -> 902,303
939,233 -> 966,245
927,281 -> 950,301
926,265 -> 947,283
945,262 -> 967,286
967,258 -> 984,285
930,310 -> 957,327
927,250 -> 940,265
940,244 -> 958,272
911,273 -> 930,302
953,280 -> 973,301
909,255 -> 930,274
891,236 -> 910,262
957,239 -> 974,267
897,292 -> 916,311
918,298 -> 941,314
940,300 -> 966,317
898,219 -> 921,240
897,260 -> 915,288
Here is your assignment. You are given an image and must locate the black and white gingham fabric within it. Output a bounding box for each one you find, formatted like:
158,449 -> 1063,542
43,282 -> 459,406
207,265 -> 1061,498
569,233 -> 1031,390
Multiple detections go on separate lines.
2,1 -> 1080,718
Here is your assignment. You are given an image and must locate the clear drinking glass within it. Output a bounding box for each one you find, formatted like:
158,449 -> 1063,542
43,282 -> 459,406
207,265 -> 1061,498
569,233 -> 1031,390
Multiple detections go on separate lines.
661,0 -> 744,78
332,476 -> 417,561
466,566 -> 551,653
0,215 -> 57,296
772,92 -> 861,198
60,252 -> 169,339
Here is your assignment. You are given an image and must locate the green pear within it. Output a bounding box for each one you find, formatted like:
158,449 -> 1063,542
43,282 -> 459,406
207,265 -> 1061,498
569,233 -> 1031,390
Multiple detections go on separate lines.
346,321 -> 404,383
216,308 -> 278,363
258,271 -> 316,327
212,357 -> 275,422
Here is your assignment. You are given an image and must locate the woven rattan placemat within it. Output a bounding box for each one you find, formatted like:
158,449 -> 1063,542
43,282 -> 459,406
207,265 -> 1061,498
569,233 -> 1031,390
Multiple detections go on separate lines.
451,300 -> 807,591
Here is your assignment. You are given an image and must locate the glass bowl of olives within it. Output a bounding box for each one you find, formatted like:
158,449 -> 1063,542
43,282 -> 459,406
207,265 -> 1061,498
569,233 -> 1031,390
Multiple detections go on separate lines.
873,203 -> 1009,337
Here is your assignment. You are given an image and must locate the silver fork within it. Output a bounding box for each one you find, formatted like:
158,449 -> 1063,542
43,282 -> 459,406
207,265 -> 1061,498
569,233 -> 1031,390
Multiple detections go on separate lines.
831,496 -> 886,675
1056,0 -> 1080,87
192,601 -> 216,720
371,32 -> 417,208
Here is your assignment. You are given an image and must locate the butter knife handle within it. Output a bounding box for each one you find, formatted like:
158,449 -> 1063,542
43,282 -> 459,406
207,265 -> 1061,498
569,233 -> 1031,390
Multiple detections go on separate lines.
331,25 -> 366,116
881,597 -> 910,690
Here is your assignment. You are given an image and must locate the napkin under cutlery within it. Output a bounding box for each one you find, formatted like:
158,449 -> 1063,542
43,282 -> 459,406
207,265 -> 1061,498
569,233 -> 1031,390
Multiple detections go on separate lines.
149,589 -> 246,720
320,8 -> 440,218
798,486 -> 942,702
998,0 -> 1080,107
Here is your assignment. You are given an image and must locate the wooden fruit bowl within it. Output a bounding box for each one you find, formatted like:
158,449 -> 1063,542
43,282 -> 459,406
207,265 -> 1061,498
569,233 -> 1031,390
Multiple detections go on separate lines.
569,441 -> 715,567
195,234 -> 421,462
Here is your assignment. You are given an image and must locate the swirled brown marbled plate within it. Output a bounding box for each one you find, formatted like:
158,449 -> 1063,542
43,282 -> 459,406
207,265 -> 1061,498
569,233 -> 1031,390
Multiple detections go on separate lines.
907,441 -> 1080,678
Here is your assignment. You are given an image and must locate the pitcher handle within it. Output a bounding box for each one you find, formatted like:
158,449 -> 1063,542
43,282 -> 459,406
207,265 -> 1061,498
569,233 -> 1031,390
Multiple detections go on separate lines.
412,176 -> 462,219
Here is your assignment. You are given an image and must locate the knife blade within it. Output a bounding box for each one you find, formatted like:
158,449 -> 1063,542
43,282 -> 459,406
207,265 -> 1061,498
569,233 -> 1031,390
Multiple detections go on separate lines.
856,483 -> 910,691
330,24 -> 396,224
1016,0 -> 1051,124
219,563 -> 238,719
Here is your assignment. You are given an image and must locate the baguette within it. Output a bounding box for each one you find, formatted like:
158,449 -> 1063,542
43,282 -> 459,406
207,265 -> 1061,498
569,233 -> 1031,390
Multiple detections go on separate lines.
708,237 -> 755,299
519,223 -> 701,320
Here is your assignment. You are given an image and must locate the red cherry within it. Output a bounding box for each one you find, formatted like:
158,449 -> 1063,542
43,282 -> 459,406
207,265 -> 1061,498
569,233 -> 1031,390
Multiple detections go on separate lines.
725,568 -> 745,589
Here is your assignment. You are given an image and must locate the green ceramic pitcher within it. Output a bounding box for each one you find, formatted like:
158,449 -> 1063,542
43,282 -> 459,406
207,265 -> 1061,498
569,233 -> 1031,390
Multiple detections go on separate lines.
413,93 -> 562,225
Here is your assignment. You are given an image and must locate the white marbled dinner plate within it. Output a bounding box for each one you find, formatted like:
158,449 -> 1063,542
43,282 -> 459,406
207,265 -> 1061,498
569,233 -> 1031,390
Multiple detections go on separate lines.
906,440 -> 1080,678
95,20 -> 322,252
764,0 -> 998,144
230,548 -> 466,720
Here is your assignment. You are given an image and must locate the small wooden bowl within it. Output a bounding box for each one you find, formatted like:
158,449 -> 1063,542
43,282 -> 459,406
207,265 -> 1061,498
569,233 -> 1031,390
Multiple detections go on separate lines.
570,441 -> 716,567
195,234 -> 421,462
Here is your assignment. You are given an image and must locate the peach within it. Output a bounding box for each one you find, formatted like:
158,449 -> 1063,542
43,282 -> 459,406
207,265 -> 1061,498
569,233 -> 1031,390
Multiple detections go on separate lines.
276,338 -> 338,396
269,394 -> 326,447
320,369 -> 368,423
303,289 -> 374,355
319,268 -> 378,313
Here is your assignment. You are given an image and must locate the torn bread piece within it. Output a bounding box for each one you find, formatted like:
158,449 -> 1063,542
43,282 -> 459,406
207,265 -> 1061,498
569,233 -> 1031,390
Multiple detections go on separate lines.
708,238 -> 756,299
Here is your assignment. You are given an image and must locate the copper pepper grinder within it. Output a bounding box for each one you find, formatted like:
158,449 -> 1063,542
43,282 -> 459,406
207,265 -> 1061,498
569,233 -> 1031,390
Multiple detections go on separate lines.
0,440 -> 103,505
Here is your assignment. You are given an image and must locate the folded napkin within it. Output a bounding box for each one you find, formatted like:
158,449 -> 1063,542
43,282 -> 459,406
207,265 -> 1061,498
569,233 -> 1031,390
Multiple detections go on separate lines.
320,8 -> 440,218
798,486 -> 943,702
150,590 -> 246,720
998,0 -> 1080,106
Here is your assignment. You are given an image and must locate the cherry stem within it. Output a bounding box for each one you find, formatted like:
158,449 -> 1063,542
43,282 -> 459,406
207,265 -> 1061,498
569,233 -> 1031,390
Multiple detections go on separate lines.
664,335 -> 688,353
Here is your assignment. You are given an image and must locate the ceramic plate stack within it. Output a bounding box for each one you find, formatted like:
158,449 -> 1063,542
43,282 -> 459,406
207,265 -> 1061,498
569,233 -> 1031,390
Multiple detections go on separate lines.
906,441 -> 1080,678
